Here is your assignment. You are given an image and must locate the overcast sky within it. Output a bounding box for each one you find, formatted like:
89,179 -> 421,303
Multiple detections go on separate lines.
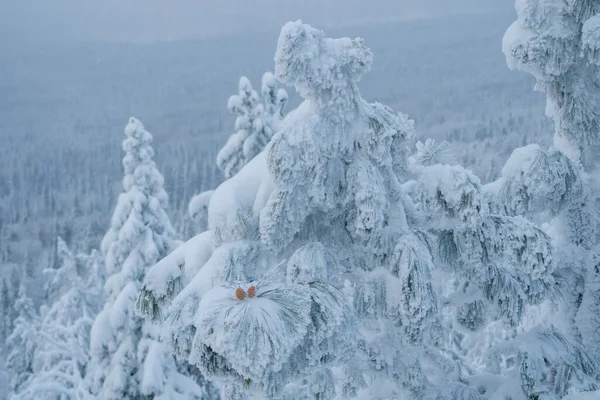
0,0 -> 505,44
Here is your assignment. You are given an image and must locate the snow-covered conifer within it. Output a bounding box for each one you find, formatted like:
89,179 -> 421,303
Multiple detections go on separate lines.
86,117 -> 207,399
261,71 -> 288,124
43,237 -> 78,305
138,22 -> 561,400
0,277 -> 13,342
5,284 -> 39,397
503,0 -> 600,167
216,73 -> 288,179
16,264 -> 96,399
502,2 -> 600,379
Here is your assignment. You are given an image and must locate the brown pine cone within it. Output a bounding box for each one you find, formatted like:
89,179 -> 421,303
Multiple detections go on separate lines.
247,286 -> 256,298
235,287 -> 246,300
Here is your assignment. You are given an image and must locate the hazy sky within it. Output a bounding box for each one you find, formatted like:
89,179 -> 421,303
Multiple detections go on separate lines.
1,0 -> 504,43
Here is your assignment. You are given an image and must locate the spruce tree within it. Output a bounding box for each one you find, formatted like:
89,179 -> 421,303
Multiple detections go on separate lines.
216,73 -> 288,180
0,277 -> 13,342
14,243 -> 104,400
43,236 -> 78,305
86,117 -> 207,399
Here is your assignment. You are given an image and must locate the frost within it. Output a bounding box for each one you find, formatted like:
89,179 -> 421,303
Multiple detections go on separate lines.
492,144 -> 582,217
504,0 -> 600,152
410,139 -> 456,167
583,15 -> 600,65
414,164 -> 487,226
192,283 -> 312,383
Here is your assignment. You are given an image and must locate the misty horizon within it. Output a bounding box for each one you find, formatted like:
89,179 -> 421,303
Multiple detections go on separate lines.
2,0 -> 505,44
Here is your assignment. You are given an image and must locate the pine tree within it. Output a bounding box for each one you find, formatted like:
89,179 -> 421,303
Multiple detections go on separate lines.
5,284 -> 40,397
503,0 -> 600,167
137,22 -> 560,399
86,117 -> 207,399
502,0 -> 600,375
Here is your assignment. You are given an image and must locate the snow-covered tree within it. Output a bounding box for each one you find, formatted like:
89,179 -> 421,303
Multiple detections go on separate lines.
189,73 -> 288,234
43,236 -> 78,305
13,244 -> 105,400
502,0 -> 600,377
5,284 -> 40,397
0,277 -> 14,342
137,22 -> 562,400
86,117 -> 207,400
503,0 -> 600,167
216,73 -> 288,180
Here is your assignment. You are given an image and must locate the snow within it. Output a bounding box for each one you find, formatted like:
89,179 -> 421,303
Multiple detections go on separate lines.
7,10 -> 600,400
583,15 -> 600,65
500,143 -> 540,177
410,139 -> 456,167
564,390 -> 600,400
193,284 -> 312,382
209,152 -> 274,243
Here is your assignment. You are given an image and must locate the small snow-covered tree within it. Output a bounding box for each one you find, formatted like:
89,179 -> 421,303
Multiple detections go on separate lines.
43,237 -> 78,305
14,246 -> 105,400
137,22 -> 561,400
5,284 -> 40,397
190,73 -> 288,234
86,117 -> 207,400
0,277 -> 14,342
216,73 -> 288,180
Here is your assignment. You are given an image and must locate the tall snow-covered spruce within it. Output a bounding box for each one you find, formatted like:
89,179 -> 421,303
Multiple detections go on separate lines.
86,117 -> 207,399
137,22 -> 561,399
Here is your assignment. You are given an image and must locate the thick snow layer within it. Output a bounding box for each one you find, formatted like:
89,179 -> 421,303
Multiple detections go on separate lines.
583,15 -> 600,64
500,143 -> 541,178
209,152 -> 274,242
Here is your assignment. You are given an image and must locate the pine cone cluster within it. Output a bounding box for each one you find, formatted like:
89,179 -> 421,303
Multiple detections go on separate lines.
235,286 -> 257,300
